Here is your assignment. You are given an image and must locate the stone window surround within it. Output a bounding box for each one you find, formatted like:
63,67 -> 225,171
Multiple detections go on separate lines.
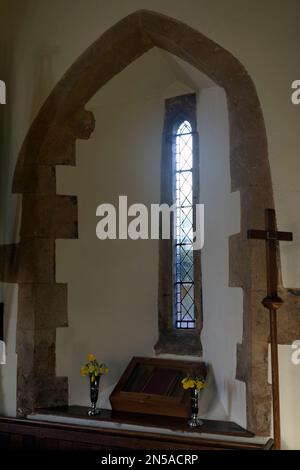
155,92 -> 203,357
0,10 -> 299,435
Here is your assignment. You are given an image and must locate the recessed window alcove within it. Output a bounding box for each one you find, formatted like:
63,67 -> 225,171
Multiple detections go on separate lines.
55,48 -> 238,419
3,10 -> 299,436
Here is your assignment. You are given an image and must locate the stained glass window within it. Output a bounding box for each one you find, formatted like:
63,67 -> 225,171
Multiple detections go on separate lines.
174,120 -> 195,329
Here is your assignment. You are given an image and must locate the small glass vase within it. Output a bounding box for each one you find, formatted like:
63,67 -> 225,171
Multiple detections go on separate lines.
188,387 -> 203,428
87,375 -> 101,416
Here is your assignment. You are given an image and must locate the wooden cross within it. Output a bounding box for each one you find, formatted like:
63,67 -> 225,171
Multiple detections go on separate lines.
248,209 -> 293,450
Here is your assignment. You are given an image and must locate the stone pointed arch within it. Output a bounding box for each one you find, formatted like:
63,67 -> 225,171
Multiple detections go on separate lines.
2,9 -> 299,434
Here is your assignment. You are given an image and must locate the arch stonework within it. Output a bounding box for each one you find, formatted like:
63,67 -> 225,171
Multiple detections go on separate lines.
1,9 -> 300,435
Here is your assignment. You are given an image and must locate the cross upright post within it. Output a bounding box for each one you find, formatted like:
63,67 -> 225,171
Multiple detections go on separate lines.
247,208 -> 293,450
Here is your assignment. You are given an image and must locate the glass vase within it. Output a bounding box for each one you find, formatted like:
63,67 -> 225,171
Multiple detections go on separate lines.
87,375 -> 101,416
188,387 -> 203,428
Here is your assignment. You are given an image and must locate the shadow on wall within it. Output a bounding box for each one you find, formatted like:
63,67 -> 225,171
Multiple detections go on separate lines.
30,46 -> 60,123
198,365 -> 228,421
0,30 -> 59,417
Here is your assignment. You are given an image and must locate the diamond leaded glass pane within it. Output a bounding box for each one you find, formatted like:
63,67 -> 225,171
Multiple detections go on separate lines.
174,120 -> 195,329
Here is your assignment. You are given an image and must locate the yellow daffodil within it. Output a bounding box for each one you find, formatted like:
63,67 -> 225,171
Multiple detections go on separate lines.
81,366 -> 88,376
182,378 -> 194,389
81,355 -> 108,380
182,376 -> 206,390
196,380 -> 206,390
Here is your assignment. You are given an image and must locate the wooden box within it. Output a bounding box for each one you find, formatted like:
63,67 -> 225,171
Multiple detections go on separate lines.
110,356 -> 207,418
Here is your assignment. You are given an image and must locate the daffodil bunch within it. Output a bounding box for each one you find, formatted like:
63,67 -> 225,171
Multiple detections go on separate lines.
81,354 -> 108,383
182,375 -> 206,391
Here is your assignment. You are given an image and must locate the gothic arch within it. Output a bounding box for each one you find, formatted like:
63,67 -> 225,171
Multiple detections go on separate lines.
2,9 -> 299,434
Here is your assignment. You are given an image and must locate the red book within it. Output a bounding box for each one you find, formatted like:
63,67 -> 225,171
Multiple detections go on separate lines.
141,367 -> 179,395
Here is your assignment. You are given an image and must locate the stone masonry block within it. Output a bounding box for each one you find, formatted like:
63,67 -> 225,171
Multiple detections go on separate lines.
18,239 -> 55,283
21,194 -> 78,239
